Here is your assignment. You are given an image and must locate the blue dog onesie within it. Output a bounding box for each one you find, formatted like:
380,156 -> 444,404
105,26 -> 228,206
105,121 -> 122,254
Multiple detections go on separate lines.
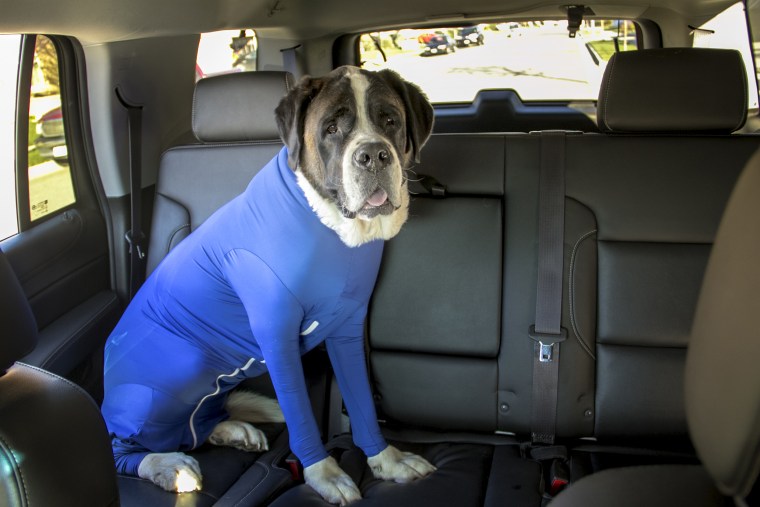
101,146 -> 388,476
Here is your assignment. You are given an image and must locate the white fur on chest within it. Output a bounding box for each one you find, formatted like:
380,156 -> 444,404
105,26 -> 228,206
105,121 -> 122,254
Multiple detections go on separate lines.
296,171 -> 409,247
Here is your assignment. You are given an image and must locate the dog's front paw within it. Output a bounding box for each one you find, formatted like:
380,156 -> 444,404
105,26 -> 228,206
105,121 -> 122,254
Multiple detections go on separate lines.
304,456 -> 361,506
208,420 -> 269,451
138,452 -> 202,493
367,445 -> 437,483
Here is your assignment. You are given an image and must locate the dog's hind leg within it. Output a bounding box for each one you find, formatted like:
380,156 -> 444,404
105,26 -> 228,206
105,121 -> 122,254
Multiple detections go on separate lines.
138,452 -> 202,493
208,390 -> 285,451
208,420 -> 270,451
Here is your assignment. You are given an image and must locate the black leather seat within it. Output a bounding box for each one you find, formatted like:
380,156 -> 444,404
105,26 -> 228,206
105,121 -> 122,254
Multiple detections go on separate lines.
0,246 -> 120,506
146,70 -> 292,274
550,139 -> 760,507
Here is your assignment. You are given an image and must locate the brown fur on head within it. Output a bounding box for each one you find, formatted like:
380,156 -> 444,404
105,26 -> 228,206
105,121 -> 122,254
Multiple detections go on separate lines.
275,66 -> 433,231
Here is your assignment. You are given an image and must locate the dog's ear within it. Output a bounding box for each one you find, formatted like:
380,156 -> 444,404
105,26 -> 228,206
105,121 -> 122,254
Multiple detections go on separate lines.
275,75 -> 325,170
376,69 -> 434,164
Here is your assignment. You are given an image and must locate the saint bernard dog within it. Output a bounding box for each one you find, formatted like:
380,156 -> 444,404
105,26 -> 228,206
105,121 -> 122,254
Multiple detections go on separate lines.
100,65 -> 436,506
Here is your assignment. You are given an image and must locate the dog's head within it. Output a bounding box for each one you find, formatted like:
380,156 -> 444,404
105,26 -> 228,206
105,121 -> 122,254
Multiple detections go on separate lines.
275,66 -> 433,242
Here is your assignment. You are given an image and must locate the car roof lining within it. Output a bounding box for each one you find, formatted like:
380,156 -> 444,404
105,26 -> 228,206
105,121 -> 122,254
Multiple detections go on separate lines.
0,0 -> 740,43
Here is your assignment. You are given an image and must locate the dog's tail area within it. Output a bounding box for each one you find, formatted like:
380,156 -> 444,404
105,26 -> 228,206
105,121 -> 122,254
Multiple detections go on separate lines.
225,389 -> 285,423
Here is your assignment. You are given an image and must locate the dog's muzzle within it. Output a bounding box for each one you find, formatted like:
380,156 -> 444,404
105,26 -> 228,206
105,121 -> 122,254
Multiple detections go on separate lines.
352,142 -> 392,174
338,141 -> 402,219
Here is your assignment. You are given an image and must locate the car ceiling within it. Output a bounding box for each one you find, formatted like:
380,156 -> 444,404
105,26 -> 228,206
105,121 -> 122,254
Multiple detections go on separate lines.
0,0 -> 742,42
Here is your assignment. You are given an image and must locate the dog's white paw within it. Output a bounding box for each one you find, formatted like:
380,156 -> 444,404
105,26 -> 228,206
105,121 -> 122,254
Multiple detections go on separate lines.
137,452 -> 202,493
304,456 -> 362,506
208,420 -> 269,452
367,445 -> 437,483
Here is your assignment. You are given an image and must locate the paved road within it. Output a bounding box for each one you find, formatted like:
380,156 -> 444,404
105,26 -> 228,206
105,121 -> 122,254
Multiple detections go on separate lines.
28,160 -> 75,221
378,26 -> 606,103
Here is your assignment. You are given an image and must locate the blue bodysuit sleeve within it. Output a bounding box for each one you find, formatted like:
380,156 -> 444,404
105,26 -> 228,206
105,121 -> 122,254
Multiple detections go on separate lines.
223,249 -> 329,468
111,440 -> 150,476
326,310 -> 388,458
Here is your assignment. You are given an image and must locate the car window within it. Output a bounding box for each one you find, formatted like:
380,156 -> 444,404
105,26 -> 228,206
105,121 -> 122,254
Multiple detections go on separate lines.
692,1 -> 758,110
0,34 -> 76,240
359,20 -> 638,103
28,36 -> 76,222
197,29 -> 257,79
0,35 -> 21,240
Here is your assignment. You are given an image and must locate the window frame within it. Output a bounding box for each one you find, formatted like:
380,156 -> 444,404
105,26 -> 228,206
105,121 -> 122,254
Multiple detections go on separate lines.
15,34 -> 35,230
352,19 -> 647,105
14,34 -> 88,233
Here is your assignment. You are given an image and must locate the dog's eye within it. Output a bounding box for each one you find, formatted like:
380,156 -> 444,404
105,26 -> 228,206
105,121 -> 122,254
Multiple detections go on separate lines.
326,124 -> 338,135
385,117 -> 396,127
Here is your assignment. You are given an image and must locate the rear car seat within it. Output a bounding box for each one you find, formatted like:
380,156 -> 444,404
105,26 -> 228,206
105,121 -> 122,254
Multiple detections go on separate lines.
270,48 -> 758,506
551,123 -> 760,507
118,71 -> 295,507
145,71 -> 291,274
271,133 -> 543,507
503,47 -> 759,500
549,48 -> 758,481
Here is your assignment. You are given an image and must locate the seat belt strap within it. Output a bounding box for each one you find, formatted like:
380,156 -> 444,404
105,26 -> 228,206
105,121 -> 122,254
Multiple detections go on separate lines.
116,88 -> 146,300
408,172 -> 446,198
530,130 -> 567,444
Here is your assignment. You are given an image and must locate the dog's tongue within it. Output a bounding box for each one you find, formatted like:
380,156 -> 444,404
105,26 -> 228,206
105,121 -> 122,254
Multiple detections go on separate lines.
366,188 -> 388,207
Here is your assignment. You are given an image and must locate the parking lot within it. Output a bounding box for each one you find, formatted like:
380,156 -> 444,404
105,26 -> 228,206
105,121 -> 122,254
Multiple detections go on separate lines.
365,24 -> 609,102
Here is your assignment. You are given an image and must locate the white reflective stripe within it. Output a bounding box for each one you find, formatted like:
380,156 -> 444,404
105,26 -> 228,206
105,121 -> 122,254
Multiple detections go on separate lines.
189,357 -> 257,448
300,321 -> 319,336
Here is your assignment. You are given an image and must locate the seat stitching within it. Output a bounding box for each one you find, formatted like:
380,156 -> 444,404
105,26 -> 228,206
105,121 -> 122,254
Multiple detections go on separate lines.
231,460 -> 272,507
0,434 -> 28,506
600,55 -> 617,131
166,223 -> 191,255
569,228 -> 597,360
231,433 -> 293,506
18,362 -> 90,395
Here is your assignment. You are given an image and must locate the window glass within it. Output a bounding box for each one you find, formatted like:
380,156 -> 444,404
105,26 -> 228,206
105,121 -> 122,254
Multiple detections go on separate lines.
360,20 -> 637,103
0,35 -> 21,239
197,29 -> 257,79
28,35 -> 75,221
693,2 -> 759,109
748,0 -> 760,111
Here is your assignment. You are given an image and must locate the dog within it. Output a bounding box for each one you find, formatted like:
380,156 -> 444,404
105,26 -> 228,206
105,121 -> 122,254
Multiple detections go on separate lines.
100,65 -> 435,505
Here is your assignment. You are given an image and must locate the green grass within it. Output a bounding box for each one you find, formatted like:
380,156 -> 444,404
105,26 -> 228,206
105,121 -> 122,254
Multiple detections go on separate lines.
586,40 -> 617,62
27,119 -> 45,167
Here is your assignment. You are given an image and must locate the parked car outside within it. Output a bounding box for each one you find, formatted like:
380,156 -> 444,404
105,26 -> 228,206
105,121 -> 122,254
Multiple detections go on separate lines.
33,106 -> 67,164
421,34 -> 456,56
455,26 -> 484,47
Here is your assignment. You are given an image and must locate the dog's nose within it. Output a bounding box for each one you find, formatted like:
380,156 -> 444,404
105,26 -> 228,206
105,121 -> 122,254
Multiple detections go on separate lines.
353,143 -> 391,172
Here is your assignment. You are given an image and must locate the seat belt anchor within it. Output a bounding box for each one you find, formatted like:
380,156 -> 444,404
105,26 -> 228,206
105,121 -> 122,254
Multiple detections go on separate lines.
125,230 -> 147,260
285,453 -> 304,482
529,326 -> 567,363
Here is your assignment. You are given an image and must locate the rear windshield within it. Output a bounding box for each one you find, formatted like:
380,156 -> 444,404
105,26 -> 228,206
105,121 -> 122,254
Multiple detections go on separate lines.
359,21 -> 638,103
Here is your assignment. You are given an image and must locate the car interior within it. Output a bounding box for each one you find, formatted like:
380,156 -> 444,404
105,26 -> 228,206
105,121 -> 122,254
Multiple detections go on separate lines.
0,0 -> 758,506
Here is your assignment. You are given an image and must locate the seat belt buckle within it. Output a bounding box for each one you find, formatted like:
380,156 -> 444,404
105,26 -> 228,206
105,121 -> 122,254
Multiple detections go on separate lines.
529,326 -> 567,363
549,458 -> 570,496
285,453 -> 304,482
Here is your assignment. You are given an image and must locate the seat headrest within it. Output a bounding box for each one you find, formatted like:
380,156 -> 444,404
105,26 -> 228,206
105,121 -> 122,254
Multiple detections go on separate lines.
0,248 -> 38,373
686,149 -> 760,498
597,48 -> 747,133
192,71 -> 294,143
